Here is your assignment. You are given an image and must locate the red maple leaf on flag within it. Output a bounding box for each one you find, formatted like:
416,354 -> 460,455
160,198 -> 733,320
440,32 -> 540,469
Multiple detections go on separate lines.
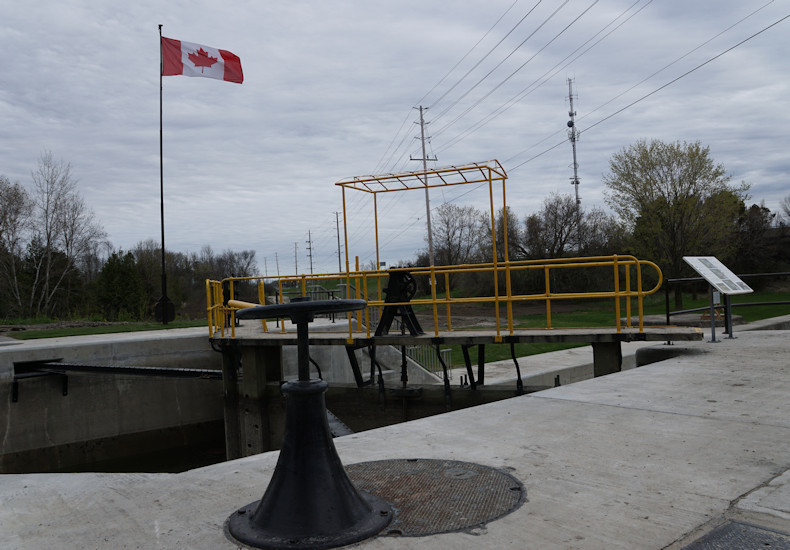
187,48 -> 218,72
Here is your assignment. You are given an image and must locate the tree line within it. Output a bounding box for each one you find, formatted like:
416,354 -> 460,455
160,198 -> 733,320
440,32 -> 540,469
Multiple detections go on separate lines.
410,140 -> 790,306
2,142 -> 789,321
0,152 -> 257,321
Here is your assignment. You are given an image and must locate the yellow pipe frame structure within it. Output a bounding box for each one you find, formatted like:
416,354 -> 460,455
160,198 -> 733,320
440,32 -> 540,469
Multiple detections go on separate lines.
207,256 -> 663,340
206,161 -> 664,340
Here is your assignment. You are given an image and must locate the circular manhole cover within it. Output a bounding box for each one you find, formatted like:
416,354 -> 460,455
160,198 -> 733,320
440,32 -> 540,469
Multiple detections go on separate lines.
345,458 -> 525,537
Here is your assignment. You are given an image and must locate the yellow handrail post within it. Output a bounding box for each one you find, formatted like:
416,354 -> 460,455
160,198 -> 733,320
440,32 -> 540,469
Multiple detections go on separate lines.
278,279 -> 286,333
544,265 -> 552,329
613,255 -> 622,333
355,257 -> 363,334
373,193 -> 382,306
637,260 -> 645,332
206,280 -> 214,337
430,265 -> 439,337
625,263 -> 632,328
500,170 -> 514,335
445,271 -> 452,331
257,280 -> 268,332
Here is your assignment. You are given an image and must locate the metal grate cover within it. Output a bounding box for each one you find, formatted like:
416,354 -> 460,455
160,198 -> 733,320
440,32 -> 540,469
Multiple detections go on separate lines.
683,521 -> 790,549
345,458 -> 525,537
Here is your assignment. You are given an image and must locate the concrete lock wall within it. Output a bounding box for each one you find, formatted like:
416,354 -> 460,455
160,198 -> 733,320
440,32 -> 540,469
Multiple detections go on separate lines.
0,327 -> 441,473
0,330 -> 224,473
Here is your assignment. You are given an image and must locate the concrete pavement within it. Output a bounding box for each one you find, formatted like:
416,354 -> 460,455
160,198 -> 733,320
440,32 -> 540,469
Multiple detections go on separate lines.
2,322 -> 790,549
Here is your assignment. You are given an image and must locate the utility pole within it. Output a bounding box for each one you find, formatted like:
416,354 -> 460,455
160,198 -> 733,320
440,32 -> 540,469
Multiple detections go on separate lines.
566,78 -> 582,253
410,106 -> 438,266
305,230 -> 314,274
294,242 -> 298,274
334,211 -> 342,272
275,252 -> 280,277
264,257 -> 268,277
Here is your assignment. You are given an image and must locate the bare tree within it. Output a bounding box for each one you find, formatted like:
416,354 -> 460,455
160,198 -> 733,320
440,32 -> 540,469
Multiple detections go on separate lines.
431,203 -> 486,266
781,193 -> 790,225
25,151 -> 107,315
522,193 -> 579,258
0,176 -> 33,314
578,206 -> 624,256
493,206 -> 521,262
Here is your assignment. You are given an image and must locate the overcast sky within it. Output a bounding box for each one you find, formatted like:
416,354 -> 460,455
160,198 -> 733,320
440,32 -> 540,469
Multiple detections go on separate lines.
2,0 -> 788,275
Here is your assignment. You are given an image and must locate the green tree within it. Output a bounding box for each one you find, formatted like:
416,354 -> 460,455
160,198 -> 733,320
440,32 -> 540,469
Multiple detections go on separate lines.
522,193 -> 579,259
603,139 -> 748,307
97,251 -> 147,320
733,202 -> 783,275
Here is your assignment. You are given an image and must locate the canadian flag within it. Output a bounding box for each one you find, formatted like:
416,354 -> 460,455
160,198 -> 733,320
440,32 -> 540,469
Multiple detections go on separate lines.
161,37 -> 243,84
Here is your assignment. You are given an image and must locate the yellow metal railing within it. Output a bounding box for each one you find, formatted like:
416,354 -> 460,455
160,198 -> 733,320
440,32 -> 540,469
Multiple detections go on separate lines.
206,255 -> 663,340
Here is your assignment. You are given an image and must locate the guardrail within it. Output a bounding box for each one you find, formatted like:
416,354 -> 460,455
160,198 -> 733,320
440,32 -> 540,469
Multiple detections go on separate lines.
663,271 -> 790,332
405,346 -> 453,379
207,254 -> 663,339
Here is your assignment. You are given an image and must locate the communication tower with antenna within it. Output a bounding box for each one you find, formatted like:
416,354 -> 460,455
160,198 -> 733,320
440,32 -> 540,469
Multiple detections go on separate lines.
567,78 -> 581,207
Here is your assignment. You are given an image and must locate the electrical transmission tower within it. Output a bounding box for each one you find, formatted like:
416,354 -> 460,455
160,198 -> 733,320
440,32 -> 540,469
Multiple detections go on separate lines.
305,230 -> 314,274
567,78 -> 583,253
410,106 -> 438,266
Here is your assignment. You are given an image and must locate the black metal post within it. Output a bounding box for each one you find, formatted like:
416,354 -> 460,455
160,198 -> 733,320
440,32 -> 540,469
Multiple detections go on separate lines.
156,25 -> 174,324
709,285 -> 718,343
227,299 -> 392,549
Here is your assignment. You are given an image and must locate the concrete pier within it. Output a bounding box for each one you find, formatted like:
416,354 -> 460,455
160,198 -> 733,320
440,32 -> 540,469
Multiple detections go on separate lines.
0,328 -> 224,472
213,321 -> 702,458
2,318 -> 789,548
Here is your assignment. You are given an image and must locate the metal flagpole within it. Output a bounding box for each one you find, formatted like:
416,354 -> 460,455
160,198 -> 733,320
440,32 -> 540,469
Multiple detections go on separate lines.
157,25 -> 174,324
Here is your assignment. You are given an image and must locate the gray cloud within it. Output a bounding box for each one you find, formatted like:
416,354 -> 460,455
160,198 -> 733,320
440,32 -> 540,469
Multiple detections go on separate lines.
1,0 -> 788,274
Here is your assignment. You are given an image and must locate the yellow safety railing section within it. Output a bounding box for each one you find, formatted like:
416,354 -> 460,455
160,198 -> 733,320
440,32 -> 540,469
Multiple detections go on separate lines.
206,254 -> 663,340
207,162 -> 663,340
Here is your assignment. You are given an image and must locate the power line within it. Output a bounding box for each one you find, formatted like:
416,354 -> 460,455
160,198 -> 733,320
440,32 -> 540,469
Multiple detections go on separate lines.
432,0 -> 597,139
436,0 -> 652,156
506,11 -> 790,173
417,0 -> 524,108
580,0 -> 778,122
428,0 -> 543,111
432,1 -> 569,125
580,12 -> 790,137
375,2 -> 529,174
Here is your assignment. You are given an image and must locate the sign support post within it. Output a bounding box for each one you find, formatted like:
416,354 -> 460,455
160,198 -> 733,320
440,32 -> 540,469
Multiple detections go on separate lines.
683,256 -> 753,343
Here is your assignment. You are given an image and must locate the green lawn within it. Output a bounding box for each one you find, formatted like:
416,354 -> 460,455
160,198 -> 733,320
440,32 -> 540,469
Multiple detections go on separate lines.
6,320 -> 206,340
442,290 -> 790,365
5,291 -> 787,343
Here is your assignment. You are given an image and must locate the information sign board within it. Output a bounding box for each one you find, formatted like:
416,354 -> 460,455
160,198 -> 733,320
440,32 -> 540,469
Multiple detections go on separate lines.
683,256 -> 752,295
